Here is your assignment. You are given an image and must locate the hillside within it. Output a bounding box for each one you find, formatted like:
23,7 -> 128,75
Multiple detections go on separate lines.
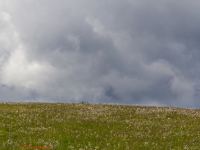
0,102 -> 200,149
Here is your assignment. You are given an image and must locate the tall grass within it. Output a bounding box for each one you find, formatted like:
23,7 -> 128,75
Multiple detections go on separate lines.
0,102 -> 200,149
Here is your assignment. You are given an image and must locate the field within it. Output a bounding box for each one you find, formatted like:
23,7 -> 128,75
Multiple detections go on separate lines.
0,102 -> 200,149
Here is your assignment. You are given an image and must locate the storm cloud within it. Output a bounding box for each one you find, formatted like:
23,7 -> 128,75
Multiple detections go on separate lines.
0,0 -> 200,107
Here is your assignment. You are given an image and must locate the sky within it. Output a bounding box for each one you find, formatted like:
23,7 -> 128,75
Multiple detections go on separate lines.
0,0 -> 200,108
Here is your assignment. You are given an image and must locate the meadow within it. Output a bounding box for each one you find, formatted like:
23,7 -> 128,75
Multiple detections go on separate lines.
0,102 -> 200,149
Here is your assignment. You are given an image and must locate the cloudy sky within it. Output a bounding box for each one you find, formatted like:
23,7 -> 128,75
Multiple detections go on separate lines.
0,0 -> 200,107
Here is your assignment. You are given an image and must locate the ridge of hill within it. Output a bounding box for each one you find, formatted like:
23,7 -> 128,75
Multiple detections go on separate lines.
0,102 -> 200,149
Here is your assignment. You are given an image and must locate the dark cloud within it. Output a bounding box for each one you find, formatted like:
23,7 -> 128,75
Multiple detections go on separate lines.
0,0 -> 200,107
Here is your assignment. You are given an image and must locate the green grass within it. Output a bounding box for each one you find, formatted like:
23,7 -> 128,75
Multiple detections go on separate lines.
0,102 -> 200,149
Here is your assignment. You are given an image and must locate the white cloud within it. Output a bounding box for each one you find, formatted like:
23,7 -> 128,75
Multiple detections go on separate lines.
1,45 -> 54,90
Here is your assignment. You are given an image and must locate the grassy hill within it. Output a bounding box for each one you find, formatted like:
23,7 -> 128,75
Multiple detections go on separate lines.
0,102 -> 200,149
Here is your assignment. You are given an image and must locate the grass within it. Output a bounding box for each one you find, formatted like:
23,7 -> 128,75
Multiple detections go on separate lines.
0,102 -> 200,149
